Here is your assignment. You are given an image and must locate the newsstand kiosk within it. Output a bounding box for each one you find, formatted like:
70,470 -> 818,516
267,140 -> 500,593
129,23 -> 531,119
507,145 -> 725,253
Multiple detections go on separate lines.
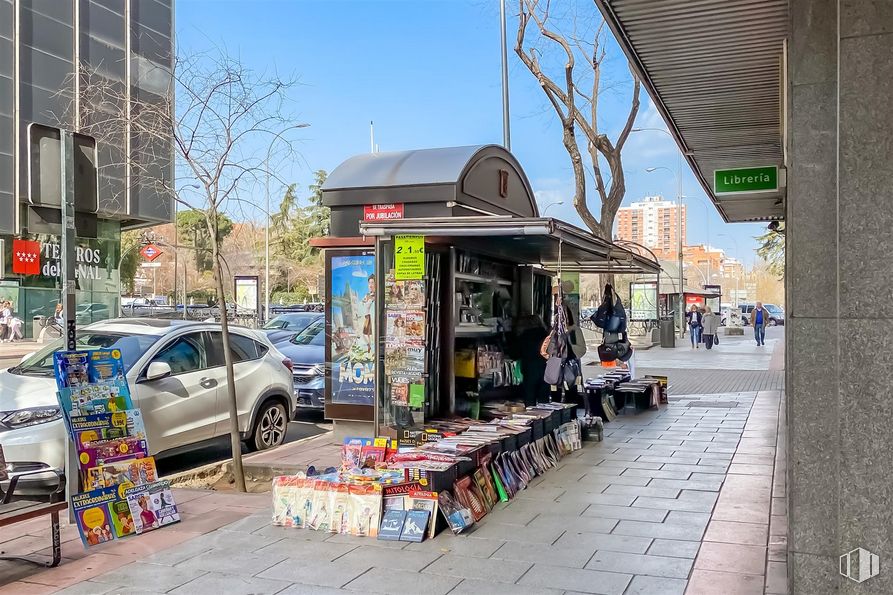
314,145 -> 660,440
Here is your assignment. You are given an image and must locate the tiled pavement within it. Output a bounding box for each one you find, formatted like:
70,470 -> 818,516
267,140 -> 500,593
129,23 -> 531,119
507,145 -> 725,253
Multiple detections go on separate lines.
34,388 -> 786,595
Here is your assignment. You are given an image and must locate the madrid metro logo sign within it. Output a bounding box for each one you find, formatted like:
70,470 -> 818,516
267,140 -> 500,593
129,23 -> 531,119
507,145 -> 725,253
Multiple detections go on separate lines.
140,243 -> 163,262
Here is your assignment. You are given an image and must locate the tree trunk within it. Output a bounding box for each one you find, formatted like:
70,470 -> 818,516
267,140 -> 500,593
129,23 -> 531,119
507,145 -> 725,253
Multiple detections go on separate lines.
212,237 -> 247,492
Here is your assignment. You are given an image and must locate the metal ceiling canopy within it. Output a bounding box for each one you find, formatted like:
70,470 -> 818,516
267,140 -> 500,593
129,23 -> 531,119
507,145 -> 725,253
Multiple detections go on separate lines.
596,0 -> 788,223
358,216 -> 660,275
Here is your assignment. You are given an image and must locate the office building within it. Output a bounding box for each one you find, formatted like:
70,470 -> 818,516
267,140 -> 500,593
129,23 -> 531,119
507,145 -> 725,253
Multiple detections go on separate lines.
0,0 -> 173,331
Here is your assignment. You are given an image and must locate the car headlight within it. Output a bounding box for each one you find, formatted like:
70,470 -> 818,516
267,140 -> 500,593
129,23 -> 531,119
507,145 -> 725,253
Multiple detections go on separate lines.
1,407 -> 62,429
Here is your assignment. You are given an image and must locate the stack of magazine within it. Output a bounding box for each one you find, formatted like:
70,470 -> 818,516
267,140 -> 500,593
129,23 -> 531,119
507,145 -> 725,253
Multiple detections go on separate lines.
54,349 -> 179,547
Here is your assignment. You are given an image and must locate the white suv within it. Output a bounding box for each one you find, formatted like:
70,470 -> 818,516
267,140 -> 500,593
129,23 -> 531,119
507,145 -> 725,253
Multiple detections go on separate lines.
0,319 -> 296,493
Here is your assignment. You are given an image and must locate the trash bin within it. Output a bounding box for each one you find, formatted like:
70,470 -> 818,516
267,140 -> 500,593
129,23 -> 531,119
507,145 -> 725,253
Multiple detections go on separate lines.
660,318 -> 676,348
32,316 -> 45,340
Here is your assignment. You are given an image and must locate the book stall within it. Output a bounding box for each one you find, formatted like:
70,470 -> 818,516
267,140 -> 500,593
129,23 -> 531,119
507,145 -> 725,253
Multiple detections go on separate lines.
293,145 -> 660,541
272,403 -> 583,540
54,349 -> 179,547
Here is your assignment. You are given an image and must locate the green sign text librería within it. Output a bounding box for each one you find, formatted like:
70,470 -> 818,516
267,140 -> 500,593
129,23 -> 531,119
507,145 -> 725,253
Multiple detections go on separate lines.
714,166 -> 778,194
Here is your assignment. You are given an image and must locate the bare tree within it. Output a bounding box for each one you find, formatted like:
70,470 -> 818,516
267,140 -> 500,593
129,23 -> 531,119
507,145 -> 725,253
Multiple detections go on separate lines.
516,0 -> 640,240
74,50 -> 307,491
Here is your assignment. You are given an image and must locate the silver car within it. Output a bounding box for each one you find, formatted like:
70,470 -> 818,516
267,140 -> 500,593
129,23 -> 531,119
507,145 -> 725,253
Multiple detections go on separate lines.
0,318 -> 296,493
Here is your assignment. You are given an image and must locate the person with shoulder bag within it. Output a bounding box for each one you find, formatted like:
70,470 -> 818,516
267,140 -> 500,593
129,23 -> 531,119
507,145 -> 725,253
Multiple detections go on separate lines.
686,304 -> 703,349
701,306 -> 719,349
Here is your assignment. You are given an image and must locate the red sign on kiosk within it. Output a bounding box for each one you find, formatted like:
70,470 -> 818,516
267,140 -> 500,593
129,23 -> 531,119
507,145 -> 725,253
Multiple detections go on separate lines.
363,204 -> 404,221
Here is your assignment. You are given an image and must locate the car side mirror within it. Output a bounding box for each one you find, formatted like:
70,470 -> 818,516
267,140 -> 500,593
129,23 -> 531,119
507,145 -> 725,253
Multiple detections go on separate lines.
146,361 -> 172,381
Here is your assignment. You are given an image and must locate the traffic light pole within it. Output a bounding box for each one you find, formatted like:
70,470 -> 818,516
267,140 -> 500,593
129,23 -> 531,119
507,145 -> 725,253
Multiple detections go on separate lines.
60,131 -> 78,521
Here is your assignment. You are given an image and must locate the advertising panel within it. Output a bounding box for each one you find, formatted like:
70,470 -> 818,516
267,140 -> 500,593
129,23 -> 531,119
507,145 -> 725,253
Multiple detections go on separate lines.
329,253 -> 376,406
629,281 -> 659,321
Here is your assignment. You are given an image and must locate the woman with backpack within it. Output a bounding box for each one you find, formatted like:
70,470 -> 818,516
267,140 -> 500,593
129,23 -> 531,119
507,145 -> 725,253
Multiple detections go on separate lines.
686,304 -> 703,349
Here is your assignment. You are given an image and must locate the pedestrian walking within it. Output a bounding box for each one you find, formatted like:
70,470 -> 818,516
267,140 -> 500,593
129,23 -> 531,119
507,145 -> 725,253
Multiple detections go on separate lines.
686,304 -> 703,349
702,306 -> 719,349
751,301 -> 767,346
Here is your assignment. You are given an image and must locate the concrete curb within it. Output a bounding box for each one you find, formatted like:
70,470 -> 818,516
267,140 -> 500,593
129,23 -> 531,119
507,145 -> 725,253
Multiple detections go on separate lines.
164,431 -> 329,487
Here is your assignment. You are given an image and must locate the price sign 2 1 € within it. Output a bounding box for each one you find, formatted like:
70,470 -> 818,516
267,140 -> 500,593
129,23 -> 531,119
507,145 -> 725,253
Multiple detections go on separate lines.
394,235 -> 425,280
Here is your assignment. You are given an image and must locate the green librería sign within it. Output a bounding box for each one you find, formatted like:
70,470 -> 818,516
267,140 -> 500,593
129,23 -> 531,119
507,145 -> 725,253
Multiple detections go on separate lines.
714,166 -> 778,194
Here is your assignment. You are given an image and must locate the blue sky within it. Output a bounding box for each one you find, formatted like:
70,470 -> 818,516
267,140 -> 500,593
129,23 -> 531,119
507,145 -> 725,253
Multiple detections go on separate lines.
176,0 -> 764,265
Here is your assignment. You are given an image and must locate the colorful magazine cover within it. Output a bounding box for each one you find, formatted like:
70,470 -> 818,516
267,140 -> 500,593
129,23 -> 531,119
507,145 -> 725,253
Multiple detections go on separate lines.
55,350 -> 133,420
88,350 -> 127,383
54,351 -> 91,389
124,480 -> 179,534
71,487 -> 119,547
378,509 -> 406,541
78,437 -> 149,471
71,410 -> 147,447
407,490 -> 439,539
399,509 -> 430,542
84,456 -> 157,491
348,484 -> 382,537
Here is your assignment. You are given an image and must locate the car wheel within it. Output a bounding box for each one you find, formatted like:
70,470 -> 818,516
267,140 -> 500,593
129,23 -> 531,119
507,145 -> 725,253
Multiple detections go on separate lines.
768,318 -> 778,327
251,400 -> 288,451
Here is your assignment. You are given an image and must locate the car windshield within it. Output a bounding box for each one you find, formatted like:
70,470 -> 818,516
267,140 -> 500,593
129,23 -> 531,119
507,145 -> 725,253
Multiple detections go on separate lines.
262,312 -> 317,331
765,305 -> 783,314
8,332 -> 161,377
291,319 -> 326,346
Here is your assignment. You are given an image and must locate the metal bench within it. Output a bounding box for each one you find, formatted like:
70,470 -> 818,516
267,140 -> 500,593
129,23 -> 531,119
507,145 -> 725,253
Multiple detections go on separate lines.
0,453 -> 66,567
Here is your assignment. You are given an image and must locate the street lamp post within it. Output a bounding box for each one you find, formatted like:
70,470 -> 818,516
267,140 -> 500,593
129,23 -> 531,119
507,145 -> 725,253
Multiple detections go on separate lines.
645,165 -> 684,337
542,200 -> 564,216
718,233 -> 741,307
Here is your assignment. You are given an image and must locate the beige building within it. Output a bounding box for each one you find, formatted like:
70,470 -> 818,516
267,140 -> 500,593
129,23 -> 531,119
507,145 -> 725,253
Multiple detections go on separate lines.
615,195 -> 686,253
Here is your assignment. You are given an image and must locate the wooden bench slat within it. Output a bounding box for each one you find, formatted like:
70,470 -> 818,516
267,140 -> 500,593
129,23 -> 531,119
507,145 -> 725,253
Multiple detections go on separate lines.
0,501 -> 67,528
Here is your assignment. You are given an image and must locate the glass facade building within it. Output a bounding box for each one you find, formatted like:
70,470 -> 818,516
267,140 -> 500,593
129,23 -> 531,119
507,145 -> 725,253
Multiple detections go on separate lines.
0,0 -> 174,334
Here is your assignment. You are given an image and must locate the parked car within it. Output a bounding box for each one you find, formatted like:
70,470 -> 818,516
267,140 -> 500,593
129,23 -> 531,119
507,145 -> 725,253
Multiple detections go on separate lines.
0,318 -> 295,493
75,302 -> 110,325
261,312 -> 323,346
276,318 -> 326,410
738,303 -> 784,326
763,303 -> 785,326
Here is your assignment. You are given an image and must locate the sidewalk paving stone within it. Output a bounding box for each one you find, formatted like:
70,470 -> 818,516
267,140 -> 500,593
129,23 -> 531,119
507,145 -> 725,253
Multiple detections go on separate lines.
624,575 -> 687,594
516,563 -> 632,594
526,514 -> 618,534
343,567 -> 460,595
167,572 -> 292,595
704,520 -> 769,546
585,550 -> 693,579
175,548 -> 286,576
489,540 -> 596,568
602,484 -> 681,499
581,504 -> 669,522
447,577 -> 563,595
335,546 -> 441,572
422,554 -> 530,583
646,538 -> 702,559
401,535 -> 504,558
554,531 -> 652,554
694,541 -> 767,575
257,558 -> 371,588
90,562 -> 208,592
686,568 -> 764,594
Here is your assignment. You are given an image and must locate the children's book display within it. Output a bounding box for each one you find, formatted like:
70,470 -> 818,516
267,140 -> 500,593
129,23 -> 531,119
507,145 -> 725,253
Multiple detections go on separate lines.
270,402 -> 584,542
54,349 -> 179,548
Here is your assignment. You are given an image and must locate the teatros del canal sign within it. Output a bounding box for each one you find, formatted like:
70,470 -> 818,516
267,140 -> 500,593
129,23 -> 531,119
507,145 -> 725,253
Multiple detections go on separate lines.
714,166 -> 778,195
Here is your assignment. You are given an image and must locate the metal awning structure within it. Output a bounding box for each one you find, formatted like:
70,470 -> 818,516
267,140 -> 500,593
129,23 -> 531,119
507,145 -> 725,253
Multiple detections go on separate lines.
596,0 -> 788,223
359,216 -> 660,275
